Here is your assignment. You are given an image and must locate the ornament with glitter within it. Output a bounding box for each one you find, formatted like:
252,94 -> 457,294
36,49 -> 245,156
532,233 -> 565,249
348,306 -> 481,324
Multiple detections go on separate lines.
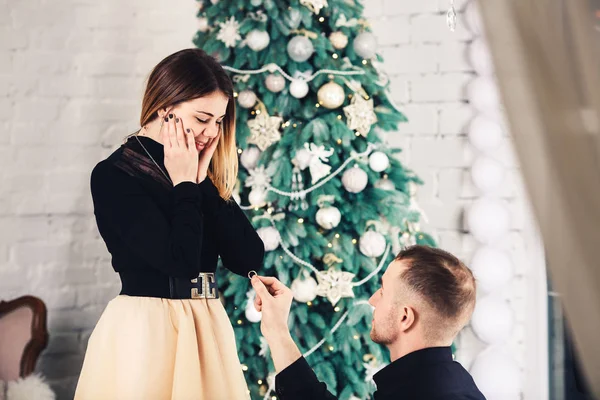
316,268 -> 355,306
247,112 -> 283,151
216,16 -> 241,47
447,0 -> 457,32
344,95 -> 378,137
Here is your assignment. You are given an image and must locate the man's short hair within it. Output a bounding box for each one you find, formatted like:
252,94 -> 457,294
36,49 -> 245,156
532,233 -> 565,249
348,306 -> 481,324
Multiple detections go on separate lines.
395,245 -> 476,340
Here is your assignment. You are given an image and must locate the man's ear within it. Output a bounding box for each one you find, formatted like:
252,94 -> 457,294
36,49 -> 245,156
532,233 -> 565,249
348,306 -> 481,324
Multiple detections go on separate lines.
399,306 -> 416,333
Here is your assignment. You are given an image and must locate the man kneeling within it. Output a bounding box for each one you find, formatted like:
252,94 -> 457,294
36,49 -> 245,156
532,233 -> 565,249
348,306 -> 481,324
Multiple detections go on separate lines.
251,245 -> 486,400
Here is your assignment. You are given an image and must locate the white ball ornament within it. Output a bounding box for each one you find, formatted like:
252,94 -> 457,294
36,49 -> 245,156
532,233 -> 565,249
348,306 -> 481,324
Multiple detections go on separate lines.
359,231 -> 387,258
471,156 -> 506,194
198,17 -> 209,33
465,197 -> 510,243
291,275 -> 318,303
375,178 -> 395,191
353,32 -> 377,59
342,167 -> 368,193
287,35 -> 314,63
317,81 -> 345,109
471,296 -> 514,344
316,206 -> 342,229
246,30 -> 270,52
265,74 -> 286,93
240,146 -> 261,170
329,31 -> 348,49
470,348 -> 522,400
245,301 -> 262,323
469,38 -> 494,76
467,76 -> 501,115
290,79 -> 309,99
368,151 -> 390,172
237,90 -> 257,109
468,115 -> 504,153
470,246 -> 514,294
248,187 -> 267,207
257,226 -> 280,252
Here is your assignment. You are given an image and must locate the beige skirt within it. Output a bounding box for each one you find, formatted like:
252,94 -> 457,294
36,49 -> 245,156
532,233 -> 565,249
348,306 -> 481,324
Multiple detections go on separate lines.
74,295 -> 250,400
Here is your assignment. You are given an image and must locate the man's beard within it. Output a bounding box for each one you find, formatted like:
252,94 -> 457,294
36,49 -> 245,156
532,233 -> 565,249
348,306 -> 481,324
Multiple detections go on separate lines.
370,320 -> 398,346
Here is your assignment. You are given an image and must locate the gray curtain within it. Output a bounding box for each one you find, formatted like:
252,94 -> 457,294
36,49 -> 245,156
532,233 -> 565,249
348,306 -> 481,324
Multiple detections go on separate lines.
476,0 -> 600,396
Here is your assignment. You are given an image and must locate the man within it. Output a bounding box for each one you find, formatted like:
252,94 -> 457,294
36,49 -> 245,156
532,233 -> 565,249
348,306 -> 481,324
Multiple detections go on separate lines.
251,245 -> 486,400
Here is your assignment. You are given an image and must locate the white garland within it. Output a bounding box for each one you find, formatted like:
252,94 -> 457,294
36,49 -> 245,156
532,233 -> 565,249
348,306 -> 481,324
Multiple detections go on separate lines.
240,143 -> 376,210
224,63 -> 365,84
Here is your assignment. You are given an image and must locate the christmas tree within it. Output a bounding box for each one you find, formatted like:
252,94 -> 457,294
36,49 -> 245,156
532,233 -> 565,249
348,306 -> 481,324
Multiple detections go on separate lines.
194,0 -> 434,398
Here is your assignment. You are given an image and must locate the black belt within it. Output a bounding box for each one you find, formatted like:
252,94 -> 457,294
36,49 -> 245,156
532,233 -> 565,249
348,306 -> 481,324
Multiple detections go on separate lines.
169,272 -> 219,299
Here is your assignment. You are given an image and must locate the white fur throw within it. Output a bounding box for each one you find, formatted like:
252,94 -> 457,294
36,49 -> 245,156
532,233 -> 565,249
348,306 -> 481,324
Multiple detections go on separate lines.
1,374 -> 55,400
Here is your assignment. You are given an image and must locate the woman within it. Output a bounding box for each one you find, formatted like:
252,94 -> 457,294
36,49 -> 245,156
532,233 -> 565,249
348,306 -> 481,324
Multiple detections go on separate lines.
75,49 -> 264,400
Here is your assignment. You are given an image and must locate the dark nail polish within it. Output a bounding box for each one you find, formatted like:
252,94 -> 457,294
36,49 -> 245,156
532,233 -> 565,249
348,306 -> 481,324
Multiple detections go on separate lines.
164,117 -> 168,122
169,114 -> 173,119
186,128 -> 190,133
175,118 -> 179,123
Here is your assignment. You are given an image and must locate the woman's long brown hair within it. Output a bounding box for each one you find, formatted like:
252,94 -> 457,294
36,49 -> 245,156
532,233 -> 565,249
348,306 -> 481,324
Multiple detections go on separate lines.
140,48 -> 238,200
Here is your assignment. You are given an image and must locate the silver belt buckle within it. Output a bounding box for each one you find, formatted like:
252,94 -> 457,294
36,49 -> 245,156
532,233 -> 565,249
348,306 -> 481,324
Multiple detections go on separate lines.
190,272 -> 217,299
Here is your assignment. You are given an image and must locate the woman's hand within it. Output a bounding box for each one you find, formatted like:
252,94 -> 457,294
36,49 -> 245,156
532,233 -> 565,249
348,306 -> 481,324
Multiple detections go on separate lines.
161,114 -> 198,187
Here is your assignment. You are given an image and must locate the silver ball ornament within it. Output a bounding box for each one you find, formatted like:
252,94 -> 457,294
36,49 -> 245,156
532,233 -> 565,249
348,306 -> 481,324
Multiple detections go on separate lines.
290,79 -> 309,98
237,90 -> 257,109
287,35 -> 314,63
353,32 -> 377,59
342,167 -> 368,193
265,74 -> 286,93
317,81 -> 345,109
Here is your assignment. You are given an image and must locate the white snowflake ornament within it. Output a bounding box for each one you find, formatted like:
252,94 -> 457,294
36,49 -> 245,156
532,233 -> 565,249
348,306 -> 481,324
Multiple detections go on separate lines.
344,95 -> 378,137
247,112 -> 283,151
316,268 -> 355,306
216,16 -> 241,48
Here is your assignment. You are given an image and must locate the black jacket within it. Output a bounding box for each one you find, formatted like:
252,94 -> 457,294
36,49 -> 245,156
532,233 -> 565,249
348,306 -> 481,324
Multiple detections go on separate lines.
275,347 -> 486,400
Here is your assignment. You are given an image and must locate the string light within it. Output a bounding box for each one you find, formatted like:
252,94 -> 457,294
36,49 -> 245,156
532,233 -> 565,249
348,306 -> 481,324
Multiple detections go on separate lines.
352,238 -> 357,244
329,346 -> 334,351
237,320 -> 243,325
298,218 -> 304,223
241,364 -> 248,371
362,59 -> 368,65
293,123 -> 297,128
335,233 -> 340,238
337,139 -> 342,144
315,103 -> 321,108
334,306 -> 340,312
319,16 -> 325,22
353,335 -> 360,340
258,380 -> 263,385
355,132 -> 361,136
332,53 -> 338,59
233,92 -> 239,97
327,243 -> 333,248
237,148 -> 243,154
307,301 -> 312,306
256,109 -> 262,115
337,115 -> 342,119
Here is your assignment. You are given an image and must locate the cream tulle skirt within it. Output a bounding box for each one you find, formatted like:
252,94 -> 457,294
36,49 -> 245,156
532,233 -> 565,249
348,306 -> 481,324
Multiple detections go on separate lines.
74,295 -> 250,400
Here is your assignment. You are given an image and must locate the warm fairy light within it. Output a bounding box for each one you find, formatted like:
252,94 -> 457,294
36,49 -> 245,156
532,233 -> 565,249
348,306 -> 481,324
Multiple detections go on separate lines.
332,53 -> 338,59
355,132 -> 361,136
237,320 -> 243,325
334,306 -> 340,312
352,238 -> 357,244
316,103 -> 321,108
327,243 -> 333,248
307,301 -> 312,306
251,111 -> 256,115
337,115 -> 342,119
237,148 -> 243,154
319,17 -> 325,22
293,123 -> 297,128
337,139 -> 342,144
242,364 -> 248,371
354,335 -> 359,340
258,380 -> 263,385
362,59 -> 368,65
233,92 -> 238,97
335,233 -> 340,238
256,109 -> 262,115
280,255 -> 283,259
298,218 -> 304,223
329,346 -> 334,351
365,95 -> 370,100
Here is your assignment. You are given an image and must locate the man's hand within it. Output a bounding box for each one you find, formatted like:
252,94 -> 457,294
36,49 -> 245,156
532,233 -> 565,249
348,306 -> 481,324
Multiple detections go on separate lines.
251,275 -> 302,373
251,275 -> 293,340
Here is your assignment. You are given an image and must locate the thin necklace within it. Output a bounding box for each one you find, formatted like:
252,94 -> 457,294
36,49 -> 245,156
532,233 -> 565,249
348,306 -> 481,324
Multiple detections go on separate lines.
135,129 -> 173,185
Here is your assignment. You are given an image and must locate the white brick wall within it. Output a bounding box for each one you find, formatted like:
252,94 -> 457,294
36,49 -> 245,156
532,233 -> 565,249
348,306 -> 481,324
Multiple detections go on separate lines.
0,0 -> 197,398
0,0 -> 544,399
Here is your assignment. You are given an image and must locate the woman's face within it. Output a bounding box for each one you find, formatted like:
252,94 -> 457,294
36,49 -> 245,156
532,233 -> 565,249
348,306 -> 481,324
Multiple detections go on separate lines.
165,91 -> 229,153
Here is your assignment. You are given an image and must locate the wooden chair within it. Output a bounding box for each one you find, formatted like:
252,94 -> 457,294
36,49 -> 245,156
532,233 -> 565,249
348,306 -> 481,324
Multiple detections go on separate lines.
0,296 -> 49,381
